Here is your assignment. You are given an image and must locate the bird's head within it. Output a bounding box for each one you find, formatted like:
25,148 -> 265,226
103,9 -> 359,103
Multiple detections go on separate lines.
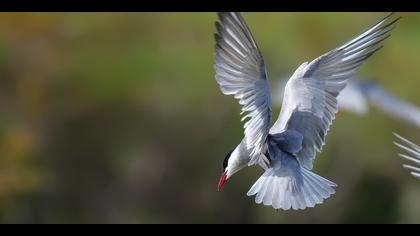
217,147 -> 248,191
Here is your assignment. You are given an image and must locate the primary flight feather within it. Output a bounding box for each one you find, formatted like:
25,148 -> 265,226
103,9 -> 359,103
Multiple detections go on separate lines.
394,133 -> 420,180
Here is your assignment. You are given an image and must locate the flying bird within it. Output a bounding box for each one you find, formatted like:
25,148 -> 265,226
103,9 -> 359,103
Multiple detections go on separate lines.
394,133 -> 420,180
214,12 -> 399,210
273,78 -> 420,127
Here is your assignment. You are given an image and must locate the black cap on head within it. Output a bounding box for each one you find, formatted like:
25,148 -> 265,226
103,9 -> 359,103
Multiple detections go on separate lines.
222,149 -> 234,171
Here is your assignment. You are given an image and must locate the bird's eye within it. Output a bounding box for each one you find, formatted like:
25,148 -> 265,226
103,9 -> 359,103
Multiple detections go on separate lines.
222,149 -> 234,170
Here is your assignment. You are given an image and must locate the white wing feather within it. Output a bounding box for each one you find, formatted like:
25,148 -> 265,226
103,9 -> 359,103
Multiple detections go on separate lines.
214,12 -> 271,166
394,133 -> 420,180
364,83 -> 420,127
271,13 -> 400,170
337,80 -> 369,115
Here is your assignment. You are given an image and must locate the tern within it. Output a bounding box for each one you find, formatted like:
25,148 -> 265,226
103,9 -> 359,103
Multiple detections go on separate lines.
214,12 -> 399,210
394,133 -> 420,180
274,78 -> 420,127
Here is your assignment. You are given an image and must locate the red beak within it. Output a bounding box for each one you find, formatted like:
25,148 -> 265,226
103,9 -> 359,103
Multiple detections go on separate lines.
217,171 -> 228,192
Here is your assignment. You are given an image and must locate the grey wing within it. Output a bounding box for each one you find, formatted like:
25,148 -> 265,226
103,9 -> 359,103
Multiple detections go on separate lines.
277,77 -> 370,116
394,133 -> 420,179
337,80 -> 369,115
361,81 -> 420,127
214,12 -> 272,166
272,13 -> 400,170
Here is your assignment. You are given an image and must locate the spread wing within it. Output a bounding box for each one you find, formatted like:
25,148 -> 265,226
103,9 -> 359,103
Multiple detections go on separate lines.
214,12 -> 272,166
362,81 -> 420,128
337,80 -> 369,115
271,13 -> 400,170
394,133 -> 420,179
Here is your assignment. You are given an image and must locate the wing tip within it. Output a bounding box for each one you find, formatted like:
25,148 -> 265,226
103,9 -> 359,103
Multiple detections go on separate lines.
382,12 -> 401,23
393,132 -> 401,138
217,12 -> 240,23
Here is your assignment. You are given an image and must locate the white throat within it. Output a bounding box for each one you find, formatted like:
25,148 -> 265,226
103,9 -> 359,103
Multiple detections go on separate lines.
226,141 -> 250,179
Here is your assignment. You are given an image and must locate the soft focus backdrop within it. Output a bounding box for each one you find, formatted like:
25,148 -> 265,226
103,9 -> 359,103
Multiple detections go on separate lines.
0,12 -> 419,224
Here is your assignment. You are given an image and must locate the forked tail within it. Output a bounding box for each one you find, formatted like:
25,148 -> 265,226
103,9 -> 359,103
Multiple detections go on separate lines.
247,162 -> 336,210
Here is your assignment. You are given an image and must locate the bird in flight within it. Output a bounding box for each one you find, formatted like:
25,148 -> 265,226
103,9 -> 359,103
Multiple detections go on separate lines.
273,78 -> 420,127
394,133 -> 420,180
214,12 -> 399,210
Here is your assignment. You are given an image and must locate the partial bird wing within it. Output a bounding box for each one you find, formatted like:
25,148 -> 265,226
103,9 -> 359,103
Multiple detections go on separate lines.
276,77 -> 369,116
271,13 -> 400,170
214,12 -> 272,166
394,133 -> 420,179
361,82 -> 420,127
337,80 -> 369,115
273,78 -> 289,109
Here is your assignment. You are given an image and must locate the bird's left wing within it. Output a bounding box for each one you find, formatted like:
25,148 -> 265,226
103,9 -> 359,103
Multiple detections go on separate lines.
271,13 -> 400,170
362,82 -> 420,127
214,12 -> 272,166
337,80 -> 369,115
394,133 -> 420,179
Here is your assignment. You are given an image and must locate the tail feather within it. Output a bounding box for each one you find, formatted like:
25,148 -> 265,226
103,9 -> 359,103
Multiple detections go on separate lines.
303,169 -> 333,198
247,167 -> 336,210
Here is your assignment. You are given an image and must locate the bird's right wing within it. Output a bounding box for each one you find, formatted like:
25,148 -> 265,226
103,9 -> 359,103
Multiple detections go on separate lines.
363,82 -> 420,127
214,12 -> 272,167
394,133 -> 420,179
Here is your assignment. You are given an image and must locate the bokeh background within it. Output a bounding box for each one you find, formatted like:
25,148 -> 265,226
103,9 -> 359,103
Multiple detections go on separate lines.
0,12 -> 419,224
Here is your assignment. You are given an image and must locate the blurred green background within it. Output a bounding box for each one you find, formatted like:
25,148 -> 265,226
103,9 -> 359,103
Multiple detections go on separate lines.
0,12 -> 419,224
